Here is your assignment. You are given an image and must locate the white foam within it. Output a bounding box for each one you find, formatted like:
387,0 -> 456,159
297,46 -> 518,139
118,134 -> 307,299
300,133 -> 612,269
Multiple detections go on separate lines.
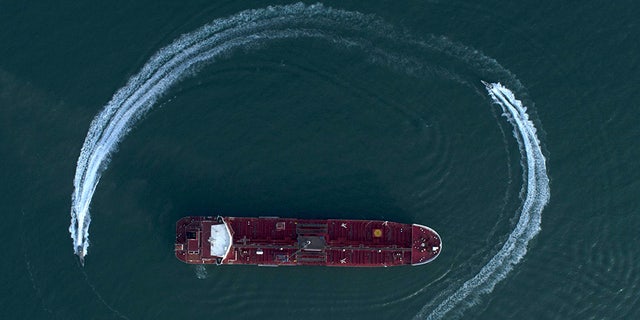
68,3 -> 549,319
419,82 -> 550,319
195,265 -> 208,280
69,3 -> 367,258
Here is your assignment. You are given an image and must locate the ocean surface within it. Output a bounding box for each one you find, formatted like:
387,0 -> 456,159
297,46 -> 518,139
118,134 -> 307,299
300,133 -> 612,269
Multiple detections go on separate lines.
1,1 -> 639,319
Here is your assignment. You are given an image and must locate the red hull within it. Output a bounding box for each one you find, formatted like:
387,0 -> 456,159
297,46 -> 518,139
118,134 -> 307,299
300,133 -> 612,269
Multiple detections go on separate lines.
175,216 -> 441,267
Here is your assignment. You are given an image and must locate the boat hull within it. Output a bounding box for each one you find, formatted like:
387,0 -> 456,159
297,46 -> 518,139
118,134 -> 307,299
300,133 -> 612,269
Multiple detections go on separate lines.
175,216 -> 441,267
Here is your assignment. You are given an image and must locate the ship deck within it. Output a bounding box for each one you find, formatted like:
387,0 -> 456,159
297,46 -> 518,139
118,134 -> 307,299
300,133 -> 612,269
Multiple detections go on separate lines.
175,216 -> 441,267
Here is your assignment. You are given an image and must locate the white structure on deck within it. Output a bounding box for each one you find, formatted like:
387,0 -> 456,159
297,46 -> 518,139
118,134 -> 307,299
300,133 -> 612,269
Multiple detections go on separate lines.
208,222 -> 232,257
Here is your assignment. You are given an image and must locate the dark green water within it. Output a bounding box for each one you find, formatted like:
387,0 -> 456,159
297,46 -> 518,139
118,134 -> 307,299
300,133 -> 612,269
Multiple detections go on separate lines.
2,1 -> 639,319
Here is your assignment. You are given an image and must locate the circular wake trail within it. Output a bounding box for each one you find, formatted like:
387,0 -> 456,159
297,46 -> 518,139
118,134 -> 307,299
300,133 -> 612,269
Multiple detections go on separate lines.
68,3 -> 550,319
419,82 -> 550,319
68,2 -> 380,259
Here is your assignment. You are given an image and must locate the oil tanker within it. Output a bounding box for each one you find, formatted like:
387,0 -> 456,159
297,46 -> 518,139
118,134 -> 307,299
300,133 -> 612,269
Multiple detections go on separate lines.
175,216 -> 441,267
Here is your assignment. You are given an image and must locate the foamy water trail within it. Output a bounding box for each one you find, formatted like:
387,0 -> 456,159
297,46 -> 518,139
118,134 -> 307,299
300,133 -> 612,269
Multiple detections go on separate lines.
419,82 -> 550,319
68,2 -> 380,259
69,3 -> 549,319
195,265 -> 208,280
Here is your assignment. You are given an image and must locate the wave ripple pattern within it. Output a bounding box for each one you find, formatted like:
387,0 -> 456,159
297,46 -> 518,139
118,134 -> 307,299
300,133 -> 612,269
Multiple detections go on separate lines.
68,3 -> 550,319
420,82 -> 550,319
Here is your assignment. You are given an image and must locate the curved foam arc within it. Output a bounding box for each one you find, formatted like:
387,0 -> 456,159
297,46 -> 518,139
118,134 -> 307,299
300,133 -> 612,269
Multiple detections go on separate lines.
419,83 -> 550,319
68,3 -> 550,320
69,3 -> 374,255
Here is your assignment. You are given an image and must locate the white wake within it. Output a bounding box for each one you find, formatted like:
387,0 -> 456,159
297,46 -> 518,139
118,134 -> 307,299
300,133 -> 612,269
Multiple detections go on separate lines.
419,82 -> 550,319
68,2 -> 367,259
68,3 -> 549,319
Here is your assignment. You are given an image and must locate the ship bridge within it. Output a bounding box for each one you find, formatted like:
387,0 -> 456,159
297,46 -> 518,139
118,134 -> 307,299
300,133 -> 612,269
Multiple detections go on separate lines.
174,216 -> 233,264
